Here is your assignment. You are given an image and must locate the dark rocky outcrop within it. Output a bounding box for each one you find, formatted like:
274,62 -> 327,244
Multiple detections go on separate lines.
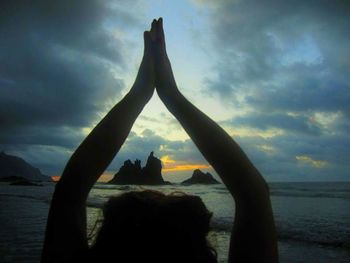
0,151 -> 52,182
109,152 -> 170,185
181,169 -> 220,185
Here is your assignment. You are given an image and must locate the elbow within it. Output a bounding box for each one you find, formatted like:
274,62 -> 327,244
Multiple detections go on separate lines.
232,172 -> 271,202
261,178 -> 270,196
254,174 -> 271,199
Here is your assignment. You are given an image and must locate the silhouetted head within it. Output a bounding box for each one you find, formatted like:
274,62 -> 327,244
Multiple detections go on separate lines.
89,190 -> 217,263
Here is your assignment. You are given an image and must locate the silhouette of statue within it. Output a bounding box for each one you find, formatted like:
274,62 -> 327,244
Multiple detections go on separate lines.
42,18 -> 278,263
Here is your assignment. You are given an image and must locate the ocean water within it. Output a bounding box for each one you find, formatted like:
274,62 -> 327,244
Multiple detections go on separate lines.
0,182 -> 349,262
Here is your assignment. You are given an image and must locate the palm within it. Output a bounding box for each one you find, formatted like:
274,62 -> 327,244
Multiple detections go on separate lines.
152,18 -> 178,98
132,21 -> 157,102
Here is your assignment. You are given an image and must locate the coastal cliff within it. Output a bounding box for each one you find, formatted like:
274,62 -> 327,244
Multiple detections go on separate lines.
0,151 -> 52,182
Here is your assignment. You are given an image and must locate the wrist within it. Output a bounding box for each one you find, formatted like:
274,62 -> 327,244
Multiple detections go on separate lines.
157,85 -> 183,111
130,79 -> 154,99
157,82 -> 180,99
125,87 -> 150,107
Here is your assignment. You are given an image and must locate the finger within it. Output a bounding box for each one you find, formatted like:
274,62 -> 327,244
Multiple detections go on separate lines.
143,31 -> 151,51
152,19 -> 157,29
150,19 -> 157,41
155,19 -> 165,51
156,17 -> 165,42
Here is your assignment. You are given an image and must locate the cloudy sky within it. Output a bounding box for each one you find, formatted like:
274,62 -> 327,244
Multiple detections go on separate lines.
1,0 -> 349,182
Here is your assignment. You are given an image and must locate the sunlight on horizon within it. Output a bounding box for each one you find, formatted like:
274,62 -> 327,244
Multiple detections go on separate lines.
161,155 -> 211,173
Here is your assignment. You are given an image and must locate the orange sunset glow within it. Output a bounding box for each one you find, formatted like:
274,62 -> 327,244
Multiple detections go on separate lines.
51,176 -> 60,182
99,172 -> 114,182
161,155 -> 211,173
51,173 -> 115,182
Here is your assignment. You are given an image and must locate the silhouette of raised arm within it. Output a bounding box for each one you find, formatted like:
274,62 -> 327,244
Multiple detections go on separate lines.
41,21 -> 157,263
153,18 -> 278,263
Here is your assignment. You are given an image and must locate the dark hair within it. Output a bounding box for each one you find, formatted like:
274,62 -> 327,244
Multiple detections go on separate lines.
88,190 -> 217,263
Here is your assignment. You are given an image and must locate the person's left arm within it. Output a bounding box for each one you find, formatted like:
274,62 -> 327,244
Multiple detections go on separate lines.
41,26 -> 156,263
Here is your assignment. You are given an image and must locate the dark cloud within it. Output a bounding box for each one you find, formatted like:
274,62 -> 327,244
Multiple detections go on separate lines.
0,1 -> 203,178
228,112 -> 322,135
197,0 -> 350,180
203,0 -> 350,112
0,0 -> 139,63
0,126 -> 85,149
0,0 -> 143,171
244,64 -> 350,115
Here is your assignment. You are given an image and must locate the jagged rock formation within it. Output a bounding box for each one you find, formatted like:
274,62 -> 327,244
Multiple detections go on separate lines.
0,151 -> 52,182
109,152 -> 169,185
181,169 -> 220,185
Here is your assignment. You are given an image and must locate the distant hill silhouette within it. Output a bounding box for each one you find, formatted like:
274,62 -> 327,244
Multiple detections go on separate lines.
181,169 -> 220,185
0,151 -> 52,182
109,152 -> 170,185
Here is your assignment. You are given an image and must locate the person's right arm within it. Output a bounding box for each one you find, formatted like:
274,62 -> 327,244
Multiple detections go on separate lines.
154,18 -> 278,263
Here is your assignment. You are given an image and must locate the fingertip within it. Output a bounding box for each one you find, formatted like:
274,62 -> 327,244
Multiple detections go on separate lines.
152,19 -> 157,28
156,18 -> 164,39
156,18 -> 161,29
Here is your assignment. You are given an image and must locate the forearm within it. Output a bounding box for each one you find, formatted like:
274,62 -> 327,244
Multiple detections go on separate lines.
43,89 -> 148,263
161,89 -> 268,200
56,87 -> 147,202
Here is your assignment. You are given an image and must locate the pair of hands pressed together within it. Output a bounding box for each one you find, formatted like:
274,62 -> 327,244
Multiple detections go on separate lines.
131,18 -> 178,105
